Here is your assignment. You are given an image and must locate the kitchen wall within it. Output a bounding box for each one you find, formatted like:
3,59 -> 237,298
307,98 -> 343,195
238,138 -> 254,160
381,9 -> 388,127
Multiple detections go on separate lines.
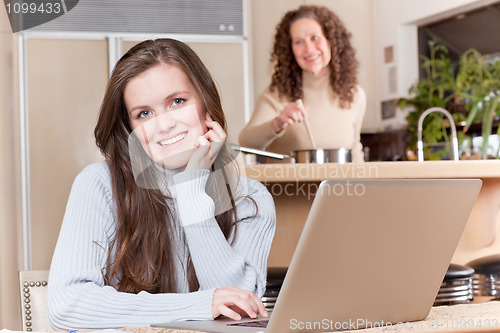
0,7 -> 23,329
373,0 -> 500,131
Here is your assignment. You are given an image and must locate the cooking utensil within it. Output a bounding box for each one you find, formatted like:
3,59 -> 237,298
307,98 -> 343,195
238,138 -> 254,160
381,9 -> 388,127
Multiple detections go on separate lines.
231,145 -> 294,160
296,99 -> 317,150
231,145 -> 351,164
294,148 -> 351,164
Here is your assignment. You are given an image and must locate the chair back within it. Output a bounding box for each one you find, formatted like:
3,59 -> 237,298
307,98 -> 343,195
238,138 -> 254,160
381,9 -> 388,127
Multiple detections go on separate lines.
19,270 -> 52,331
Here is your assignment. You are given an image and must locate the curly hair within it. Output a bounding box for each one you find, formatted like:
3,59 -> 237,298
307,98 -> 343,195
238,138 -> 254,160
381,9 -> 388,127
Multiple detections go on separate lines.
270,5 -> 359,108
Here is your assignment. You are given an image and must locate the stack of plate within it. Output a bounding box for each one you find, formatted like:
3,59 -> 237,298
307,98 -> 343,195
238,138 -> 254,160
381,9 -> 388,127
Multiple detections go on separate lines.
433,263 -> 474,306
467,254 -> 500,297
263,267 -> 287,312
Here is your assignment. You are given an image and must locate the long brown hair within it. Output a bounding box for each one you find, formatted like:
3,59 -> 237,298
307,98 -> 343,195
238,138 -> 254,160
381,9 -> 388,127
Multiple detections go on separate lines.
94,38 -> 240,294
270,5 -> 359,108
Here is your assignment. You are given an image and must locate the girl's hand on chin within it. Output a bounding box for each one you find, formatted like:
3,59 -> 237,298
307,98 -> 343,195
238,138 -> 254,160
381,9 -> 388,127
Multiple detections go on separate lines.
184,136 -> 212,171
184,115 -> 227,171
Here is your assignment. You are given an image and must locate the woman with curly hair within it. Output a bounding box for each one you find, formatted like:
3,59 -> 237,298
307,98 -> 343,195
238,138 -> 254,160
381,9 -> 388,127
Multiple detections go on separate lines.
48,38 -> 275,329
239,5 -> 366,163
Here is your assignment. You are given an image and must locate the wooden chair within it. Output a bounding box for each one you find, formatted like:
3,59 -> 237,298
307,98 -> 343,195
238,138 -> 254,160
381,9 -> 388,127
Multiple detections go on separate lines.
19,270 -> 52,331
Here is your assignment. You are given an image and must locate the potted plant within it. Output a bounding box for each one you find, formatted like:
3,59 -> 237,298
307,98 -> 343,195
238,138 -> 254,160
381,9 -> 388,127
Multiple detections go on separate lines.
455,48 -> 500,159
399,41 -> 465,160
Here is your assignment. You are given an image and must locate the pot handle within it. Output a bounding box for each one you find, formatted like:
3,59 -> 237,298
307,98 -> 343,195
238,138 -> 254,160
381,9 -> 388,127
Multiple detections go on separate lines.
231,145 -> 293,160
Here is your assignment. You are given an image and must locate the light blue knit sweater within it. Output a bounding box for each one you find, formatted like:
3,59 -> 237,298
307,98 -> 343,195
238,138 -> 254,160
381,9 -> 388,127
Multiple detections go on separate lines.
48,161 -> 276,329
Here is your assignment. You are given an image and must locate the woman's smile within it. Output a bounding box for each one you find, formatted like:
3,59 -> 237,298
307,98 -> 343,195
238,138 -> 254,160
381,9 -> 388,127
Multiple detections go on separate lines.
290,17 -> 331,76
304,54 -> 321,61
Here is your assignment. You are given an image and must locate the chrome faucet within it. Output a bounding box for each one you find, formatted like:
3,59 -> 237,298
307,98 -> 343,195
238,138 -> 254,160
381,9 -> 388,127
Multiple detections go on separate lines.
417,107 -> 459,162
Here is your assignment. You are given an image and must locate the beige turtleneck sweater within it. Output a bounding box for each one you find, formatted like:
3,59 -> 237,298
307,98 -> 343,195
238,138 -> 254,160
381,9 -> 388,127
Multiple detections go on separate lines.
239,71 -> 366,163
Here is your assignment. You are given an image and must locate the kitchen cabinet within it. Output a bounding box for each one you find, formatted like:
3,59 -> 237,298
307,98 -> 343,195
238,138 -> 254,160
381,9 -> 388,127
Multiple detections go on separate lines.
27,38 -> 108,270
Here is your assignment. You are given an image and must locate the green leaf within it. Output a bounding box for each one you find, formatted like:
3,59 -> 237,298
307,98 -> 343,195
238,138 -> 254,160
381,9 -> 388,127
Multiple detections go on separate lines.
463,103 -> 479,132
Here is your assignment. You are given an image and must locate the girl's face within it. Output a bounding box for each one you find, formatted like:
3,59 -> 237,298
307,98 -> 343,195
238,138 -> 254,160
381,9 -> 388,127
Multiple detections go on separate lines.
290,17 -> 331,77
125,63 -> 208,170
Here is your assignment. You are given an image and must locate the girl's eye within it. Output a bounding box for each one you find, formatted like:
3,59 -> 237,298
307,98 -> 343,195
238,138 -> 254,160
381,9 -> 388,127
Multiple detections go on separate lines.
293,40 -> 302,45
172,98 -> 185,107
138,110 -> 152,119
312,35 -> 319,41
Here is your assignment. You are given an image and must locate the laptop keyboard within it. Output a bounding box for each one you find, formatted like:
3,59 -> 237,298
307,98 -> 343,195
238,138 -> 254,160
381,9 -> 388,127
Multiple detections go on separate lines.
228,319 -> 269,328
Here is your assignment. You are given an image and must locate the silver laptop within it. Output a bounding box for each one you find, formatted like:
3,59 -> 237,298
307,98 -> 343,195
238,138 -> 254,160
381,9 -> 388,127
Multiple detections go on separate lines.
154,179 -> 482,333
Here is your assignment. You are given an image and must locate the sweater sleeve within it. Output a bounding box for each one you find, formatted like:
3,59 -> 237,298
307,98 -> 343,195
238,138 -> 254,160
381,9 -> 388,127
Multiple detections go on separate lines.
172,169 -> 276,298
238,87 -> 286,150
351,86 -> 367,163
48,163 -> 215,330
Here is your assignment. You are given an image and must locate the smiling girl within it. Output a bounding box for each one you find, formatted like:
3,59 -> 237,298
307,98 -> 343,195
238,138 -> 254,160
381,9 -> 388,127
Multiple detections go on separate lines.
48,39 -> 276,329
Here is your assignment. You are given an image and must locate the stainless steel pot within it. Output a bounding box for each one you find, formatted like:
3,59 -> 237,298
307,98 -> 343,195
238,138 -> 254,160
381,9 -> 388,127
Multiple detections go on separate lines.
294,148 -> 351,164
232,146 -> 351,164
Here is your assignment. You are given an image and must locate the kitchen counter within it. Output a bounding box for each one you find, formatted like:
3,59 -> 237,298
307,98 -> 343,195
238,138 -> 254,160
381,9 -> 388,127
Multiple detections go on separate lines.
241,161 -> 500,267
244,160 -> 500,182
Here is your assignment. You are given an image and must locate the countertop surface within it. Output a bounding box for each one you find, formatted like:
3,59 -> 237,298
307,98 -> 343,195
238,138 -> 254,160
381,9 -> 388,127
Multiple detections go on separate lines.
119,299 -> 500,332
4,300 -> 498,333
243,160 -> 500,182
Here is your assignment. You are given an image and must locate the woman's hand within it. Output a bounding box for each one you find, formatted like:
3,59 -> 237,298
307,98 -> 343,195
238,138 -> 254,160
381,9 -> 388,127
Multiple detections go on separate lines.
185,114 -> 227,171
211,286 -> 268,321
272,99 -> 308,134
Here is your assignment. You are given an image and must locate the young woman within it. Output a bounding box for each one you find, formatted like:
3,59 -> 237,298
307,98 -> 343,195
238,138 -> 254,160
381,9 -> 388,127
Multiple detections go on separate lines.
239,5 -> 366,163
48,38 -> 276,329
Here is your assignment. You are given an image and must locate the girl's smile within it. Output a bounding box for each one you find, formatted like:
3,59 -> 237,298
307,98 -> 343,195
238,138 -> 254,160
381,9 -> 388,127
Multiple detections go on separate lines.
158,132 -> 187,147
125,63 -> 207,169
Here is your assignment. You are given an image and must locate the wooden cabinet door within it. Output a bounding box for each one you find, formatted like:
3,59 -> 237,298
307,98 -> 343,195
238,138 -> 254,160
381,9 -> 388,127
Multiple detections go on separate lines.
27,38 -> 108,269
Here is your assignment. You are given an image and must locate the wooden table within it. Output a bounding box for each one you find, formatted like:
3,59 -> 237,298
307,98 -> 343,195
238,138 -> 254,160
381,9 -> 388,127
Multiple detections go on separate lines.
242,161 -> 500,267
